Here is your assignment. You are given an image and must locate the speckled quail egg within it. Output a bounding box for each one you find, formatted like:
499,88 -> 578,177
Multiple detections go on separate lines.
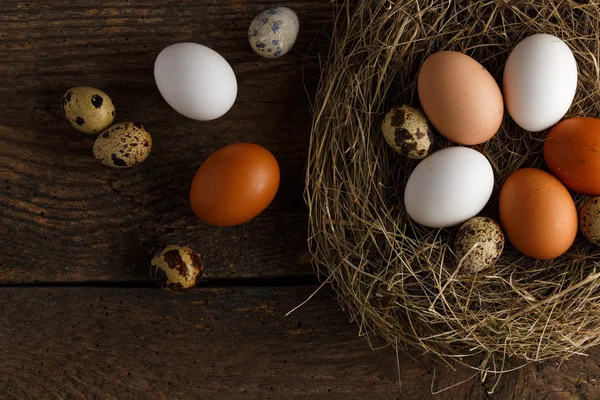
62,87 -> 115,134
579,197 -> 600,246
248,7 -> 299,58
150,245 -> 204,293
454,217 -> 504,273
93,122 -> 152,168
381,105 -> 434,159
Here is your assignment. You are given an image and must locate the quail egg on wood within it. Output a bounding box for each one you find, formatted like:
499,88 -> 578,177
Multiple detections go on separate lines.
62,86 -> 115,134
381,105 -> 433,159
150,245 -> 204,293
93,122 -> 152,168
454,217 -> 504,273
248,7 -> 299,58
579,197 -> 600,247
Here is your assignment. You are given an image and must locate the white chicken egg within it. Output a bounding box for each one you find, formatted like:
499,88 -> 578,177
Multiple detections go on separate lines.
154,42 -> 237,121
503,34 -> 577,132
404,147 -> 494,228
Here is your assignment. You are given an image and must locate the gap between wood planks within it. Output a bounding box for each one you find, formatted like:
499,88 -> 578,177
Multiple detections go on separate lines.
0,274 -> 320,288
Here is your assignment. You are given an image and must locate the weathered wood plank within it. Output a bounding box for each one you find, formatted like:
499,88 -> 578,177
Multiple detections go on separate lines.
0,116 -> 312,283
0,0 -> 330,104
3,1 -> 599,398
0,0 -> 331,283
0,285 -> 509,400
3,284 -> 599,399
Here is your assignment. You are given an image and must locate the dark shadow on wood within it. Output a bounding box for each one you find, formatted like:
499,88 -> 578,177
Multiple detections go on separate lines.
0,274 -> 320,288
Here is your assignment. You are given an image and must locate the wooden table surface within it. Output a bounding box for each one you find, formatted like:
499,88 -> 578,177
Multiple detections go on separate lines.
2,1 -> 599,399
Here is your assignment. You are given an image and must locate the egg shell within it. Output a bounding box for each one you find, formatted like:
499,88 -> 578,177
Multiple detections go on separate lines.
503,34 -> 577,132
190,143 -> 280,227
544,117 -> 600,195
579,197 -> 600,247
154,42 -> 237,121
381,105 -> 433,159
150,245 -> 203,293
248,7 -> 299,58
62,87 -> 115,134
93,122 -> 152,168
454,217 -> 504,274
404,147 -> 494,228
499,168 -> 577,260
417,51 -> 504,145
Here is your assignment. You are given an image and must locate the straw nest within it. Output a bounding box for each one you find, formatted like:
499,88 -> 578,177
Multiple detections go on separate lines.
307,0 -> 600,374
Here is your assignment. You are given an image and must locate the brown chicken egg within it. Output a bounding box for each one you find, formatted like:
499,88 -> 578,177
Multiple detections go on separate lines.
417,51 -> 504,145
499,168 -> 577,260
544,117 -> 600,195
190,143 -> 280,226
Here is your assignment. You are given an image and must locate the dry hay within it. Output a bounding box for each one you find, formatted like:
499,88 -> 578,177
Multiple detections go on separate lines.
307,0 -> 600,375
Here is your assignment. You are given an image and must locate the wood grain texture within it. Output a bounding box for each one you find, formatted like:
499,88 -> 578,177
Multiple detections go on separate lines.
4,284 -> 598,400
2,2 -> 600,399
0,285 -> 518,400
0,0 -> 331,283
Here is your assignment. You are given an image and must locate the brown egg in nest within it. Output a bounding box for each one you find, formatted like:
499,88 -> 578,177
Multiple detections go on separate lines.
381,105 -> 433,159
417,51 -> 504,145
579,197 -> 600,246
454,217 -> 504,273
499,168 -> 577,260
150,245 -> 204,293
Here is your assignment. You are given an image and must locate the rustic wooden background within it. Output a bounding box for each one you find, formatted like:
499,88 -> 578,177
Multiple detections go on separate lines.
1,1 -> 599,399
